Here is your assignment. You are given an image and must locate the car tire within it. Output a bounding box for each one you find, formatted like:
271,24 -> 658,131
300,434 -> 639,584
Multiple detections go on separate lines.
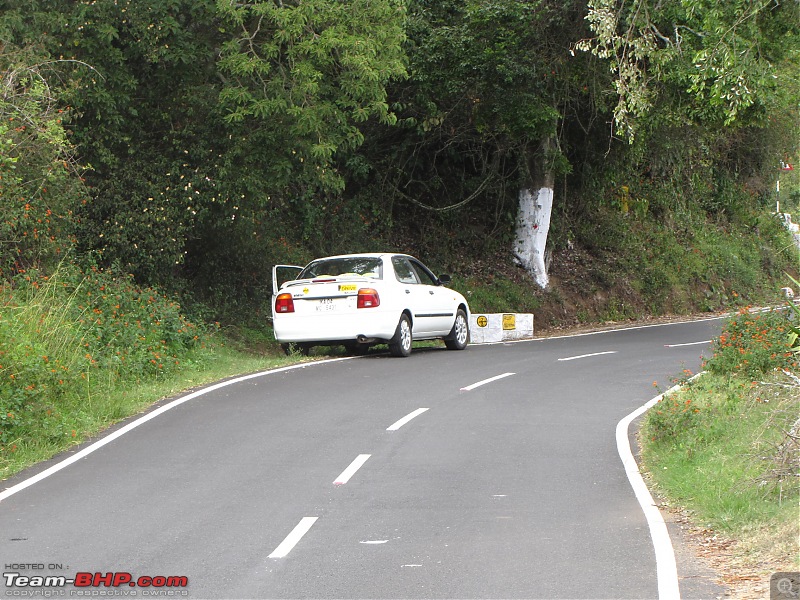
444,308 -> 469,350
388,314 -> 412,357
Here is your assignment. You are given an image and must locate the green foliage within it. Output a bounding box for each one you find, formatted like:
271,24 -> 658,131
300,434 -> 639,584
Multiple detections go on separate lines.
0,260 -> 208,448
642,307 -> 799,567
704,308 -> 797,378
0,0 -> 795,335
0,0 -> 411,286
676,0 -> 799,127
454,274 -> 541,314
75,155 -> 209,283
216,0 -> 408,195
566,182 -> 795,315
411,0 -> 565,137
646,372 -> 705,444
788,276 -> 800,354
642,371 -> 799,545
0,48 -> 86,277
55,0 -> 225,163
380,0 -> 593,211
579,0 -> 800,139
646,370 -> 792,452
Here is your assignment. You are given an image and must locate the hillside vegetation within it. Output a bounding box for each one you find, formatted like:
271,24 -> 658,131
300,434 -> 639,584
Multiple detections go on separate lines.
642,303 -> 800,595
1,0 -> 799,478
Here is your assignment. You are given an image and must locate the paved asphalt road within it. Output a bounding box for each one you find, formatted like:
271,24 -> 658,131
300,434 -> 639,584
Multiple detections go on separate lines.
0,318 -> 724,599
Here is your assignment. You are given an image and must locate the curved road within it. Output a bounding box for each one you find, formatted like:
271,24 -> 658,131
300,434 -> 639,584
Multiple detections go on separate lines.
0,318 -> 723,599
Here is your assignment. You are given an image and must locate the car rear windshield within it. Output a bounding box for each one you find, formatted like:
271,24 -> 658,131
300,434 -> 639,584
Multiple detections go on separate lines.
298,257 -> 383,280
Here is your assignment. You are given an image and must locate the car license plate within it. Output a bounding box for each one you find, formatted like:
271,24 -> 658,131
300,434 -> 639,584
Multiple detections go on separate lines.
316,298 -> 338,311
339,284 -> 357,292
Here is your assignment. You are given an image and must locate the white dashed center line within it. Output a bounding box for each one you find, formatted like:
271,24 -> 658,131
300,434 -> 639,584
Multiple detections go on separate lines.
333,454 -> 371,485
387,408 -> 429,431
359,540 -> 388,545
664,340 -> 711,348
460,372 -> 516,391
558,351 -> 617,362
268,517 -> 318,559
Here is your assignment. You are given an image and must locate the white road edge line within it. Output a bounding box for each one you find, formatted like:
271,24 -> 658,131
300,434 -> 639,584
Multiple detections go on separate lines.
0,357 -> 355,503
387,408 -> 429,431
616,383 -> 686,600
558,351 -> 617,362
333,454 -> 371,485
268,516 -> 318,559
664,340 -> 711,348
460,372 -> 515,391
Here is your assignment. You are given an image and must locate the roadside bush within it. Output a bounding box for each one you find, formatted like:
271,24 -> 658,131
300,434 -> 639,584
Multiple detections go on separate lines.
703,308 -> 797,378
647,301 -> 799,445
645,386 -> 704,444
645,374 -> 756,446
643,370 -> 799,553
0,260 -> 209,448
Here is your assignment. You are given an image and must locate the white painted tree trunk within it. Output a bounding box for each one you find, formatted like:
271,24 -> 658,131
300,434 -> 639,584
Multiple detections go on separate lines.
513,184 -> 554,289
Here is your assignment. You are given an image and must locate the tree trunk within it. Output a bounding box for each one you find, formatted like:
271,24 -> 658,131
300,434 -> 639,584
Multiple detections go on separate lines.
513,139 -> 555,289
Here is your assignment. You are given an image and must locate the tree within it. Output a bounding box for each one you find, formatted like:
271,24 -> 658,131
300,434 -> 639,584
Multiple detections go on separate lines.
216,0 -> 408,196
1,0 -> 409,292
376,0 -> 595,288
1,0 -> 241,284
0,44 -> 86,277
577,0 -> 800,141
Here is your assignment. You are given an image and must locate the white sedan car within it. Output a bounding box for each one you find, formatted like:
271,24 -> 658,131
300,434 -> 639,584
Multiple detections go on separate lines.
271,253 -> 470,357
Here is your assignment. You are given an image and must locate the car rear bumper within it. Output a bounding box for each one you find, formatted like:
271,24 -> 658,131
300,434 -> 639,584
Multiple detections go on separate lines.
273,310 -> 398,344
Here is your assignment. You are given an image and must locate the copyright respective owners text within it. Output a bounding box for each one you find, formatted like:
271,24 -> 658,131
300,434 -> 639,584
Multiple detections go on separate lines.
3,564 -> 190,598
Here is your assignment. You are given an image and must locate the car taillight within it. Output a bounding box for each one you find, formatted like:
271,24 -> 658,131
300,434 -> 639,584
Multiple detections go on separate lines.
357,288 -> 380,308
275,293 -> 295,313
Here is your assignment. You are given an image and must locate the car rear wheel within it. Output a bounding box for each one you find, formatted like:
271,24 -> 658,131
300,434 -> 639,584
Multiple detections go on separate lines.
388,314 -> 412,357
444,308 -> 469,350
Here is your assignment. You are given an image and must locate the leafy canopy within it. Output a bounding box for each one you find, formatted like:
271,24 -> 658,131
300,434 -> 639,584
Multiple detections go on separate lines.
217,0 -> 408,194
0,45 -> 87,276
578,0 -> 800,139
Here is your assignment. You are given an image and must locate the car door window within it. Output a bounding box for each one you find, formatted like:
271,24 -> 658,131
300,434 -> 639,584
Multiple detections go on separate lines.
410,261 -> 438,286
392,257 -> 419,284
410,259 -> 453,334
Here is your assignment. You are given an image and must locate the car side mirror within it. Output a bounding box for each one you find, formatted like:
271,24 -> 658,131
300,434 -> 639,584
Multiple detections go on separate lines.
437,273 -> 452,285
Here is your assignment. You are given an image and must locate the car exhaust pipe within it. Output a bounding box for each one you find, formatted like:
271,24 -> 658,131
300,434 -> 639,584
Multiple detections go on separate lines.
357,335 -> 376,344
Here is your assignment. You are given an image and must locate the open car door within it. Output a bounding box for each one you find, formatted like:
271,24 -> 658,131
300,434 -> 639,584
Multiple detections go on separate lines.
272,265 -> 303,296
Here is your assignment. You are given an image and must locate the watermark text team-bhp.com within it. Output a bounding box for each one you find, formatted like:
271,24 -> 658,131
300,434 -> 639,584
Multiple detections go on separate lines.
3,565 -> 188,597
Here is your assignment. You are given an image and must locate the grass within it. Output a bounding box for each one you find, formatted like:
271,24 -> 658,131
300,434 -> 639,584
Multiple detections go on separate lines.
452,274 -> 542,314
568,202 -> 798,317
0,261 -> 309,481
0,342 -> 299,480
640,308 -> 800,575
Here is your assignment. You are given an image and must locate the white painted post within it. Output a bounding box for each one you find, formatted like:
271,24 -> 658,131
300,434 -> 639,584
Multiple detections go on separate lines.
513,186 -> 553,289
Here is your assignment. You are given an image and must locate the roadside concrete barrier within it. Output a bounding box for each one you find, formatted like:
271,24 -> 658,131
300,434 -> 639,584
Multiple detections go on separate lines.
469,313 -> 534,344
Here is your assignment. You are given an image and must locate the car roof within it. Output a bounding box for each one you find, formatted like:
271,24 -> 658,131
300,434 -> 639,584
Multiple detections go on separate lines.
306,253 -> 411,262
